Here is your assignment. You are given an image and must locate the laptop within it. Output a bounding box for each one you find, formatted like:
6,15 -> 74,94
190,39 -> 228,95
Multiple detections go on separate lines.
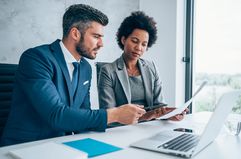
130,90 -> 241,158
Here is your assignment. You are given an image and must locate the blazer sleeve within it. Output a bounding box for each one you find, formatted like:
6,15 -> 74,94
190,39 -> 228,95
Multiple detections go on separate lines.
151,61 -> 165,105
98,65 -> 117,109
18,49 -> 107,132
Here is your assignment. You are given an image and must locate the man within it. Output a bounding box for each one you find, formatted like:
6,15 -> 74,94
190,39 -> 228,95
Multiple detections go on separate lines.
1,4 -> 145,146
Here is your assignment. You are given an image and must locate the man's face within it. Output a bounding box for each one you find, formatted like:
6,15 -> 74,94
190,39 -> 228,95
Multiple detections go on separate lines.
76,22 -> 104,59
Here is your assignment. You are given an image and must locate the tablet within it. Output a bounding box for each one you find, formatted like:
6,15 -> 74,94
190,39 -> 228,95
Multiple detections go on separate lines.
144,103 -> 167,112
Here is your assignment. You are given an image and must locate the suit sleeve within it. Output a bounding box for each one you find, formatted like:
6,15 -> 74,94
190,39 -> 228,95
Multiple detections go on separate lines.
98,65 -> 117,109
18,49 -> 107,132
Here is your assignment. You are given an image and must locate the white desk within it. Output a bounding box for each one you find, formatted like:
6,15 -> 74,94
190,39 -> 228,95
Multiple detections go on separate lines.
0,112 -> 240,159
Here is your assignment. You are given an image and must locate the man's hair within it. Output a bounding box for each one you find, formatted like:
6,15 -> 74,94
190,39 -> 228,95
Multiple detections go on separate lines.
116,11 -> 157,50
62,4 -> 108,38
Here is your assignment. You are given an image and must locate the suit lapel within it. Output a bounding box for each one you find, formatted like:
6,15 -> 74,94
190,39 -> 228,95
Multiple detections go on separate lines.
116,57 -> 131,103
138,60 -> 153,106
50,39 -> 73,106
73,60 -> 88,106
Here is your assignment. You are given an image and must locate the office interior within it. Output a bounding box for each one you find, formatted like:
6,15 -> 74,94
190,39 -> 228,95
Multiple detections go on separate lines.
0,0 -> 186,108
0,0 -> 240,158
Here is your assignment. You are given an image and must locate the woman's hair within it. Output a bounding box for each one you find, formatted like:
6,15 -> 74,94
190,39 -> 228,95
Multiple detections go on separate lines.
116,11 -> 157,50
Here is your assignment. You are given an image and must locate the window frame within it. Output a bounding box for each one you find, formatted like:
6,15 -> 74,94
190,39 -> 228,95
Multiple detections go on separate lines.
184,0 -> 195,113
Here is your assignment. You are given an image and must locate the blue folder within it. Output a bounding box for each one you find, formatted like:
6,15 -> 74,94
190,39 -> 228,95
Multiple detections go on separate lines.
63,138 -> 122,157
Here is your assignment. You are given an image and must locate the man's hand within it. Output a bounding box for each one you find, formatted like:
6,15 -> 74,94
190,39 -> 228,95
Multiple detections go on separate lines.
107,104 -> 146,125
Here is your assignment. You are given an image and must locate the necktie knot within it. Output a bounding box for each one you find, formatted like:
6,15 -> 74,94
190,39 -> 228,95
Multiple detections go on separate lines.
72,62 -> 79,70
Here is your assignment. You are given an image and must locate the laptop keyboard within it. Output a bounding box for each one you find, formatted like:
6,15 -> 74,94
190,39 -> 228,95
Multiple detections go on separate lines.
158,133 -> 200,152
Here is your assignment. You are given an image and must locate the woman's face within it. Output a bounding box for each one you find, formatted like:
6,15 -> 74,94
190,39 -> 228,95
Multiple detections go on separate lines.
121,29 -> 149,61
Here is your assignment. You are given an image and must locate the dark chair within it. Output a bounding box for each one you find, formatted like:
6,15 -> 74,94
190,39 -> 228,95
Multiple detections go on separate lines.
0,63 -> 18,137
95,62 -> 109,84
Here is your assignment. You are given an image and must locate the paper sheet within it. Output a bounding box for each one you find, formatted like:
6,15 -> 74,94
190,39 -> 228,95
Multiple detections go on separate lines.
159,81 -> 207,119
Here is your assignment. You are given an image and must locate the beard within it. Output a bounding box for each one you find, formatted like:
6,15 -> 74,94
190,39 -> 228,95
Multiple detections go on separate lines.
76,37 -> 99,60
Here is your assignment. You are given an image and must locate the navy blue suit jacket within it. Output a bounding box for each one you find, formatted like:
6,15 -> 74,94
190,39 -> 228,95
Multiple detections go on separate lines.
1,40 -> 107,146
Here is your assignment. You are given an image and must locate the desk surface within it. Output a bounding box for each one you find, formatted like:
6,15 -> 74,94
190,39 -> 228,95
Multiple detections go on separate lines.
0,112 -> 240,159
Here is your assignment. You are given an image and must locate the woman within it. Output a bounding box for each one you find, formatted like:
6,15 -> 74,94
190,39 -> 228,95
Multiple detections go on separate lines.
98,11 -> 186,121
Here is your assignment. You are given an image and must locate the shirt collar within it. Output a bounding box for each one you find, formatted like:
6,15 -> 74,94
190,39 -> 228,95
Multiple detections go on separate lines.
60,41 -> 79,63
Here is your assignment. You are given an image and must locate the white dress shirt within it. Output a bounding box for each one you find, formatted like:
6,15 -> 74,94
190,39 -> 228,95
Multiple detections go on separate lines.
59,41 -> 79,81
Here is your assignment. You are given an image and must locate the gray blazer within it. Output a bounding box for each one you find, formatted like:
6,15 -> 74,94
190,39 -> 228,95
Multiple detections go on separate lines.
98,55 -> 165,109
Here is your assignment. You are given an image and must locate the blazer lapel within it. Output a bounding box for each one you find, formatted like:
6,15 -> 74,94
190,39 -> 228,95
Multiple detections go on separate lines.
116,57 -> 131,103
73,59 -> 88,106
50,39 -> 73,106
138,60 -> 153,106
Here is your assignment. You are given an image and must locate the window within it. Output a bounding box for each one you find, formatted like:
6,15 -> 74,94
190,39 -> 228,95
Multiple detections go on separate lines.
193,0 -> 241,113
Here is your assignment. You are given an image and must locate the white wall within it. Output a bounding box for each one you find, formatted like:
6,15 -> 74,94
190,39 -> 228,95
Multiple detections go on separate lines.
0,0 -> 139,109
140,0 -> 186,106
0,0 -> 186,108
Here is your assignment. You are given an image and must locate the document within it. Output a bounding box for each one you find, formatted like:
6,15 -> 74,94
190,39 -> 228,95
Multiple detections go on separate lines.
8,142 -> 87,159
158,81 -> 207,119
63,138 -> 122,157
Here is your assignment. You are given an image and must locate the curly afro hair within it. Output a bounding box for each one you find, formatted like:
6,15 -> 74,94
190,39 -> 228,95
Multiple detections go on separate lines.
116,11 -> 157,50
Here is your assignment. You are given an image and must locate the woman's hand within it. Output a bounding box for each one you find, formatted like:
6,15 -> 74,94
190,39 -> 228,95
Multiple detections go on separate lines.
139,107 -> 188,122
138,107 -> 166,121
138,109 -> 158,121
161,107 -> 189,121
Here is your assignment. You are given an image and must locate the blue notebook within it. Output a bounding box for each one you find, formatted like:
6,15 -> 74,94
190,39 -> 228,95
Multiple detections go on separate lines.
63,138 -> 122,157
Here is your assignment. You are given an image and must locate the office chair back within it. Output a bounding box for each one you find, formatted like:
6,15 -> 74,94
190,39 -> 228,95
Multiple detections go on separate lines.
0,63 -> 18,137
95,62 -> 109,84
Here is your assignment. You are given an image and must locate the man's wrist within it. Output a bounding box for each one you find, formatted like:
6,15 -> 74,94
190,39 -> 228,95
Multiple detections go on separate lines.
107,108 -> 118,124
